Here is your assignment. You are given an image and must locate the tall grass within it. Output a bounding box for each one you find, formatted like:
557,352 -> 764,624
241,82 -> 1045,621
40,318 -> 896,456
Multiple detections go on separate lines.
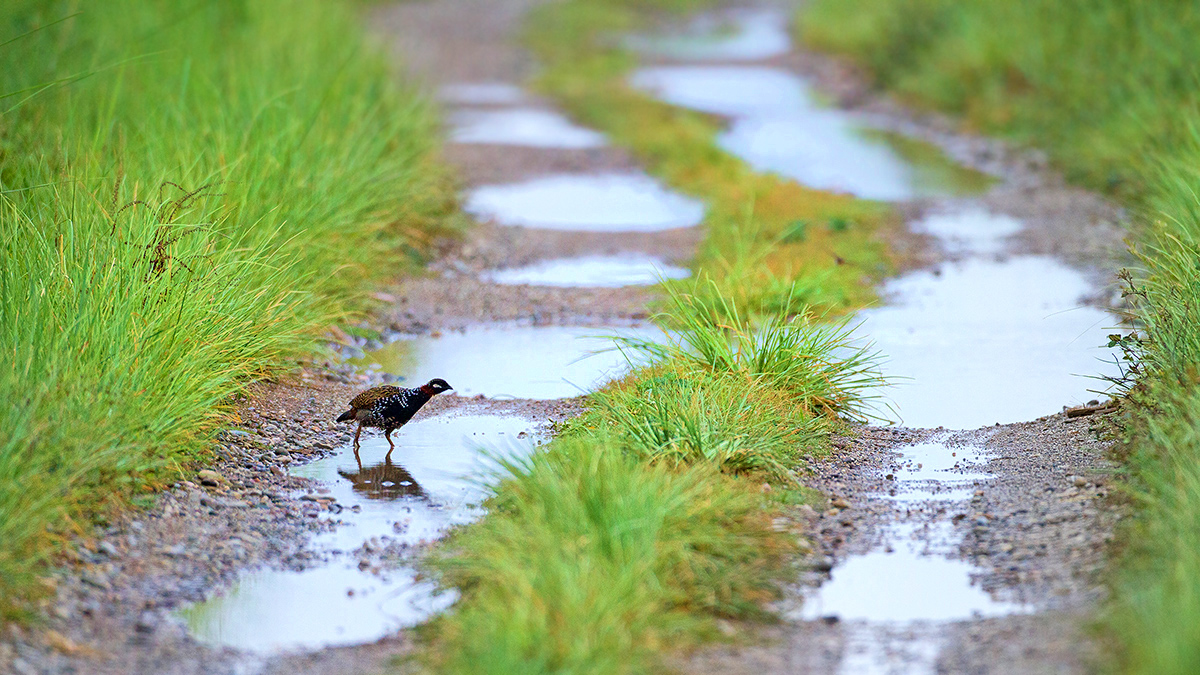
802,0 -> 1200,196
615,279 -> 885,423
0,0 -> 455,618
801,1 -> 1200,672
425,438 -> 793,674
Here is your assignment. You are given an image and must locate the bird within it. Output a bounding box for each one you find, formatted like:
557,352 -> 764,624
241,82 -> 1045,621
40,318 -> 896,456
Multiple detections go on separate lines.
335,378 -> 453,461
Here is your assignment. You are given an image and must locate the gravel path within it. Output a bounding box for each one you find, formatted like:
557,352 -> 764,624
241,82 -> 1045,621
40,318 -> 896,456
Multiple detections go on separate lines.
2,2 -> 1130,674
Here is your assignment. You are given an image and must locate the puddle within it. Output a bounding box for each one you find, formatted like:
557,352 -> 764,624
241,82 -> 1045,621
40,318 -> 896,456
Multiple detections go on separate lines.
860,209 -> 1119,429
464,173 -> 705,231
630,64 -> 992,201
482,254 -> 690,287
797,438 -> 1025,627
438,82 -> 526,105
449,108 -> 607,148
626,8 -> 791,61
180,414 -> 538,654
801,523 -> 1021,622
351,324 -> 663,400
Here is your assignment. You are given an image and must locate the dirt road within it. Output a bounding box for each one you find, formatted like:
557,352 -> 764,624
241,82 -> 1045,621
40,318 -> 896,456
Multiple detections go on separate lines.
3,2 -> 1129,674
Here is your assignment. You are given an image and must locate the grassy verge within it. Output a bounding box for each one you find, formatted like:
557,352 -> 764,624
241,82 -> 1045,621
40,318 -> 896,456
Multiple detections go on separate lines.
421,281 -> 882,673
0,0 -> 456,619
525,0 -> 896,317
801,1 -> 1200,672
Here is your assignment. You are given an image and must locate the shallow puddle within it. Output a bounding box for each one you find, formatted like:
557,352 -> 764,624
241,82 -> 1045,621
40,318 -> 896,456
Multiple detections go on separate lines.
863,209 -> 1118,429
464,173 -> 705,231
179,414 -> 538,653
798,438 -> 1025,628
449,108 -> 607,148
801,523 -> 1022,622
352,324 -> 663,399
631,65 -> 992,201
626,8 -> 791,61
482,254 -> 690,287
438,82 -> 526,105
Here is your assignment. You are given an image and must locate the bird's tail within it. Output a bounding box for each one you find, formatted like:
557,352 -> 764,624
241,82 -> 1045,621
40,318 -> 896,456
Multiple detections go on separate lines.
336,409 -> 356,423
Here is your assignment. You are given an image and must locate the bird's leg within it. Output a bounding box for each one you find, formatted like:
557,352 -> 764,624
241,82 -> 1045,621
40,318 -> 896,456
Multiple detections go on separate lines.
384,428 -> 395,460
353,423 -> 363,465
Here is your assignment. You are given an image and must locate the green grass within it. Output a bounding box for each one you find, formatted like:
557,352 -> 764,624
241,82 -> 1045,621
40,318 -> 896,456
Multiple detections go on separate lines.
801,1 -> 1200,672
0,0 -> 456,619
421,279 -> 880,673
524,0 -> 897,318
423,437 -> 794,674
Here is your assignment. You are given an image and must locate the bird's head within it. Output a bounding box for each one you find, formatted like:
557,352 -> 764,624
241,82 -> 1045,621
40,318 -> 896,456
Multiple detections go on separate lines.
424,378 -> 453,395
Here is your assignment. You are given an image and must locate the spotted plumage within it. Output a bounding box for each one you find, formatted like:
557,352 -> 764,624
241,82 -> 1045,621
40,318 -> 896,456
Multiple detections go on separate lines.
335,378 -> 452,458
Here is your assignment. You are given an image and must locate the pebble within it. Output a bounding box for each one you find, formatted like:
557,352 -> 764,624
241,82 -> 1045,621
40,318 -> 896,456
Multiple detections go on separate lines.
197,469 -> 226,487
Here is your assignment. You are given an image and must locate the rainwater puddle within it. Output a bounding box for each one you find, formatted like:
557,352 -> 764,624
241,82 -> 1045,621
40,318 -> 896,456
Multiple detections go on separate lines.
631,65 -> 992,201
179,414 -> 538,654
438,82 -> 526,106
464,173 -> 705,231
626,8 -> 791,61
352,325 -> 663,399
801,523 -> 1020,623
449,108 -> 607,148
482,254 -> 690,287
863,210 -> 1119,429
799,208 -> 1109,671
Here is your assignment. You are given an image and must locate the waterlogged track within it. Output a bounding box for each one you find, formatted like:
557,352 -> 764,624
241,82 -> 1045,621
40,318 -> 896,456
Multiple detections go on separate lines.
635,7 -> 1127,675
10,2 -> 1127,675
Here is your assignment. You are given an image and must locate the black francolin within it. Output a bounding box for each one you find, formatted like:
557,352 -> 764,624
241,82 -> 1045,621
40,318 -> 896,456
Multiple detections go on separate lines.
335,378 -> 452,459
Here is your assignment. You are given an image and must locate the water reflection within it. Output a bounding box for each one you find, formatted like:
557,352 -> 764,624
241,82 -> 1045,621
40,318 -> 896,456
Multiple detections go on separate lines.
338,456 -> 426,500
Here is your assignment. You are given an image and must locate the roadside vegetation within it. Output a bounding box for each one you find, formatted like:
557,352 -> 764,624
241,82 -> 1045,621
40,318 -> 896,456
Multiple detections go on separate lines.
0,0 -> 456,620
801,2 -> 1200,672
417,1 -> 891,671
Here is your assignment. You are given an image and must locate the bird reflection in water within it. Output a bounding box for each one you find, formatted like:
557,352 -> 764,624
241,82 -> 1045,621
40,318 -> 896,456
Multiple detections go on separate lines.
337,456 -> 426,501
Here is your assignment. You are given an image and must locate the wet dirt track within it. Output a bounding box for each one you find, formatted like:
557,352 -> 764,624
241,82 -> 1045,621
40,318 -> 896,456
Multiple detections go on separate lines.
2,2 -> 1130,674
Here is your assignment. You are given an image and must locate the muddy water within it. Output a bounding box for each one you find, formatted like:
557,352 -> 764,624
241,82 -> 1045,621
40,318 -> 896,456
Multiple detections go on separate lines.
352,324 -> 663,399
449,108 -> 608,148
483,254 -> 690,287
464,173 -> 705,231
180,414 -> 538,653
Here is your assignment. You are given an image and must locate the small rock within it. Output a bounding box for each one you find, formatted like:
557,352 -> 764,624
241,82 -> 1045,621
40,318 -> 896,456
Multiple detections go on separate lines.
831,497 -> 851,510
97,541 -> 119,557
81,571 -> 110,590
1073,476 -> 1088,488
43,629 -> 81,655
197,469 -> 226,487
135,612 -> 158,634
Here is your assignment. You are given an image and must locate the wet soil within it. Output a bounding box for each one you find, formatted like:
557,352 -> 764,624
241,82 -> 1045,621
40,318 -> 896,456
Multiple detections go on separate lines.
3,1 -> 1131,674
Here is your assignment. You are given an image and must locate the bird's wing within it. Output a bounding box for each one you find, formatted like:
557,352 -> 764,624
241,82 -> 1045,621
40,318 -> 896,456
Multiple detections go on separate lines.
350,385 -> 401,409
